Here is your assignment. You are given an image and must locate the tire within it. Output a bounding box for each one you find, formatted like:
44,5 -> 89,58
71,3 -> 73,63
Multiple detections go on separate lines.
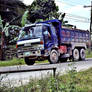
72,48 -> 79,61
24,57 -> 35,65
79,48 -> 86,60
48,49 -> 59,64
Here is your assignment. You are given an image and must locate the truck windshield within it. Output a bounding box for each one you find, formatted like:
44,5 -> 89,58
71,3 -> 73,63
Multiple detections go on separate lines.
18,25 -> 42,40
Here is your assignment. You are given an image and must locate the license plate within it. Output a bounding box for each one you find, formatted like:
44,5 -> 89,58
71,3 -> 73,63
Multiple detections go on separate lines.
24,43 -> 31,46
24,52 -> 31,56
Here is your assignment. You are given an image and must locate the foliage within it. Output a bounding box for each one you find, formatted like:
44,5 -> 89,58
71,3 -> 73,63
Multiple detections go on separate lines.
0,15 -> 21,45
8,25 -> 21,44
1,65 -> 92,92
0,15 -> 3,30
0,15 -> 9,37
28,0 -> 59,22
3,25 -> 20,44
0,58 -> 25,67
21,10 -> 29,27
0,0 -> 26,25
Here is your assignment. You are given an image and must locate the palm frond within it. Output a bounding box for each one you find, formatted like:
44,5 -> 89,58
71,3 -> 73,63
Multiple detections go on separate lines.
21,10 -> 29,27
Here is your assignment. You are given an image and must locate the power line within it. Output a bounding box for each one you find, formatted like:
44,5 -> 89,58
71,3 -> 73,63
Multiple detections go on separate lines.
60,12 -> 90,21
65,15 -> 90,22
64,17 -> 90,23
57,0 -> 90,13
58,12 -> 90,23
66,13 -> 90,20
60,2 -> 90,12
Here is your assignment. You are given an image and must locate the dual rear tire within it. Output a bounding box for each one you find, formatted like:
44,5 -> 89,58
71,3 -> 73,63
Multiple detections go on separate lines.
79,48 -> 86,60
72,48 -> 85,61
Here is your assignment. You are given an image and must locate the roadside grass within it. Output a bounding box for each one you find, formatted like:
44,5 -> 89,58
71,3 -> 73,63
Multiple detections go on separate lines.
1,66 -> 92,92
35,60 -> 48,64
59,67 -> 92,92
14,67 -> 92,92
0,58 -> 48,67
0,58 -> 25,67
86,50 -> 92,58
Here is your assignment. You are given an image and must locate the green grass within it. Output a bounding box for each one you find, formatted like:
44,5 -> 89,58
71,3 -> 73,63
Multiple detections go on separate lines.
0,58 -> 25,67
1,67 -> 92,92
86,50 -> 92,58
16,68 -> 92,92
35,60 -> 48,64
0,58 -> 48,67
59,68 -> 92,92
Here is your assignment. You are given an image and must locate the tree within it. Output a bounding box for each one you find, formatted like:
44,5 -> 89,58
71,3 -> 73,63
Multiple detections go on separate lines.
0,0 -> 26,25
0,15 -> 21,60
28,0 -> 59,22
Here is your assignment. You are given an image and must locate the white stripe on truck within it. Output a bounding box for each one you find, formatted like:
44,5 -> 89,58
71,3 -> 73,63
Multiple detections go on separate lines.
17,38 -> 40,45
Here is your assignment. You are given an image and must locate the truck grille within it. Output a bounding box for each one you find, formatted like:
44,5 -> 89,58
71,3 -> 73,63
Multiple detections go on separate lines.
17,46 -> 37,52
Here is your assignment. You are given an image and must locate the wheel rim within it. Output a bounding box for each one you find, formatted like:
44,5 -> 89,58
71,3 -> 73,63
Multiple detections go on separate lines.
80,49 -> 85,60
50,50 -> 59,63
73,49 -> 79,60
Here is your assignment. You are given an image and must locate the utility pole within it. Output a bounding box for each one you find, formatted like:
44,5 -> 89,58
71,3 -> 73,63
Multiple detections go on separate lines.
84,1 -> 92,52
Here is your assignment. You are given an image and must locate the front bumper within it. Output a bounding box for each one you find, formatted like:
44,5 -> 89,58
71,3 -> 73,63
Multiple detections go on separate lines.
17,44 -> 45,57
17,50 -> 42,58
17,49 -> 48,61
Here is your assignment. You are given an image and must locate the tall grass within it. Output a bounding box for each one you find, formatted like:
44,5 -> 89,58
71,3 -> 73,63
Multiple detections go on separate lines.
1,64 -> 92,92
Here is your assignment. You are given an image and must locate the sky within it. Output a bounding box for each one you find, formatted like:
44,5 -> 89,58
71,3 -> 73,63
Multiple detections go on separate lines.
22,0 -> 90,30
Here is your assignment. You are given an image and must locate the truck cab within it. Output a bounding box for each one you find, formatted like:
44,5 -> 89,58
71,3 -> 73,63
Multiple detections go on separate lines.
16,22 -> 59,65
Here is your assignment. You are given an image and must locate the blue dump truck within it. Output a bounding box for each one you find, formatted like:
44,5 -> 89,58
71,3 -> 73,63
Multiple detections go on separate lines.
16,19 -> 90,65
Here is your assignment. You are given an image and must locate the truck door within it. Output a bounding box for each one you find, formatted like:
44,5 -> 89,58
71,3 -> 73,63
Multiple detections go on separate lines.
43,26 -> 53,49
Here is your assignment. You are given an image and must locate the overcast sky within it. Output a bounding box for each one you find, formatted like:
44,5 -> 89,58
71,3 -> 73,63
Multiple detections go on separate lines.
22,0 -> 90,30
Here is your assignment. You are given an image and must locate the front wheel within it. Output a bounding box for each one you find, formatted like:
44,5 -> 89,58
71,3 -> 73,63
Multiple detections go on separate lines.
48,49 -> 59,64
24,57 -> 35,65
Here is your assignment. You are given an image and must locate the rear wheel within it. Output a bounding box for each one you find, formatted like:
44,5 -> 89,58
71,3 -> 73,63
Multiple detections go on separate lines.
72,48 -> 79,61
48,49 -> 59,64
79,48 -> 86,60
24,57 -> 35,65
